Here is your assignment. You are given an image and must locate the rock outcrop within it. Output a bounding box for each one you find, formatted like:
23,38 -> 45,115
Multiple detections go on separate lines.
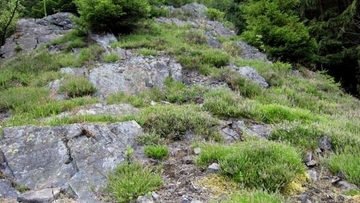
0,121 -> 143,202
0,13 -> 74,59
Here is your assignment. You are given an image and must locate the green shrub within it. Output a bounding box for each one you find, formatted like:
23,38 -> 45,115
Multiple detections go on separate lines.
202,49 -> 230,68
74,0 -> 151,33
163,0 -> 194,7
205,8 -> 224,21
59,76 -> 97,98
103,53 -> 120,62
107,163 -> 163,203
197,140 -> 305,192
144,145 -> 169,159
222,190 -> 285,203
241,0 -> 317,62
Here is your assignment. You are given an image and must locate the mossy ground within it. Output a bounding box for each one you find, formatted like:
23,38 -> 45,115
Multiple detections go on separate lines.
0,11 -> 359,202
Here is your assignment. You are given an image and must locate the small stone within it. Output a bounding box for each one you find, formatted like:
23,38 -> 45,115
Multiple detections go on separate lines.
183,156 -> 194,164
193,148 -> 201,155
333,180 -> 356,190
137,194 -> 154,203
191,200 -> 202,203
315,148 -> 322,154
206,163 -> 220,174
150,101 -> 157,106
17,188 -> 61,203
307,170 -> 318,182
302,151 -> 313,163
319,136 -> 332,151
151,192 -> 159,200
305,160 -> 317,167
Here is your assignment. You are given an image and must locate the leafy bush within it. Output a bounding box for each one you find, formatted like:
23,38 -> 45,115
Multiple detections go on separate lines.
197,140 -> 305,192
241,0 -> 317,62
144,145 -> 169,159
59,76 -> 96,98
107,163 -> 162,203
74,0 -> 151,33
205,8 -> 224,21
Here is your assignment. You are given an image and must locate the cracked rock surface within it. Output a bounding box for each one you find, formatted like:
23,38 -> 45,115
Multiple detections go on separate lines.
0,121 -> 143,202
0,12 -> 73,59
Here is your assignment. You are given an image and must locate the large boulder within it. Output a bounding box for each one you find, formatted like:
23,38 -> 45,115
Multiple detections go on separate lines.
0,12 -> 74,59
89,56 -> 183,97
0,121 -> 143,202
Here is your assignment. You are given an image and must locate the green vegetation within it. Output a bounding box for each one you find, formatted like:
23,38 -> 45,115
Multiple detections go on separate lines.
59,76 -> 97,98
144,145 -> 169,159
221,190 -> 285,203
103,53 -> 120,62
107,162 -> 162,203
134,104 -> 222,141
1,1 -> 360,202
74,0 -> 151,33
325,148 -> 360,185
197,141 -> 305,192
205,8 -> 224,21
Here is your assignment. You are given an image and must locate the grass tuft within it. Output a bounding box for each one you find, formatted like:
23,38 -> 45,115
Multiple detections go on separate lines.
107,163 -> 162,203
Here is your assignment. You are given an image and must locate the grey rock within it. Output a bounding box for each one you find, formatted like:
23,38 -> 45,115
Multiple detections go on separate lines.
235,66 -> 269,88
191,200 -> 202,203
231,120 -> 270,139
305,160 -> 317,167
152,192 -> 159,200
319,136 -> 332,151
114,47 -> 126,59
307,170 -> 318,182
89,32 -> 117,53
332,180 -> 357,190
206,163 -> 220,174
193,148 -> 201,155
0,121 -> 143,202
236,41 -> 271,63
17,188 -> 60,203
179,3 -> 207,19
221,127 -> 241,143
57,103 -> 139,118
137,194 -> 154,203
0,108 -> 11,125
302,151 -> 314,163
0,13 -> 73,59
248,124 -> 271,139
89,57 -> 182,97
0,179 -> 20,198
60,67 -> 87,76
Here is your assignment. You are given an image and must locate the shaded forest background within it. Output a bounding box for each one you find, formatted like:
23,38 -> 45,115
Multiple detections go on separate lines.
1,0 -> 359,98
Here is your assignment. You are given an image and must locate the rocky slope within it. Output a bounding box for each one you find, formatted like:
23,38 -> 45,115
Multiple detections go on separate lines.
1,3 -> 359,203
